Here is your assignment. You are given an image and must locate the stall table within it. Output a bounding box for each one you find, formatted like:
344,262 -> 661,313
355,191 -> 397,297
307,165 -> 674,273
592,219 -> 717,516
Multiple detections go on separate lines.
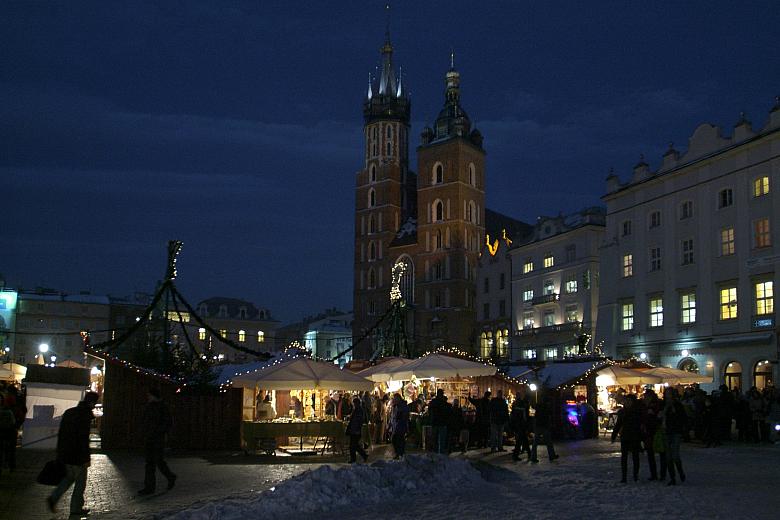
242,420 -> 345,455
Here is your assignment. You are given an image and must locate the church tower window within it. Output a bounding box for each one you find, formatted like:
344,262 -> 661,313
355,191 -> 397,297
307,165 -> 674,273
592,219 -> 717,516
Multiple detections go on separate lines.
434,200 -> 444,222
369,164 -> 376,182
433,163 -> 444,184
469,163 -> 476,186
368,188 -> 376,208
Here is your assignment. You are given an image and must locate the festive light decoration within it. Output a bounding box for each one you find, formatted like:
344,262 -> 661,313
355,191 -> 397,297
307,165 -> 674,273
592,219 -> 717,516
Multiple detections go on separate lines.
484,228 -> 513,256
389,261 -> 406,303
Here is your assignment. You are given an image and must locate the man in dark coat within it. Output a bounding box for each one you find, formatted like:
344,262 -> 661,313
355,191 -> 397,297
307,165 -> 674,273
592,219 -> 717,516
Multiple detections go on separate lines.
530,391 -> 558,463
47,391 -> 99,516
428,389 -> 451,454
468,390 -> 491,448
612,394 -> 643,483
510,394 -> 531,461
346,396 -> 368,463
489,390 -> 510,452
138,387 -> 177,495
389,393 -> 410,458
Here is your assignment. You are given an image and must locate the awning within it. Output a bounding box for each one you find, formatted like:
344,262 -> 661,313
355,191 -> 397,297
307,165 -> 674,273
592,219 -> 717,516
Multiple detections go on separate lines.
231,357 -> 374,391
637,367 -> 713,384
377,353 -> 496,381
596,366 -> 663,386
356,357 -> 415,382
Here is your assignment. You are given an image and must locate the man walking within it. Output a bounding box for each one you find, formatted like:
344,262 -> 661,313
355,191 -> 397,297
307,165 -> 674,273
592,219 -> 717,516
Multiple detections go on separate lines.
530,391 -> 559,463
47,391 -> 100,516
138,387 -> 177,495
389,393 -> 409,458
428,389 -> 451,454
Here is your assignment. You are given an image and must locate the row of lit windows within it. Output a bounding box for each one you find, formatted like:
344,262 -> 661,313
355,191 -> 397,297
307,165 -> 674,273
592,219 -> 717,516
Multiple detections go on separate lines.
198,328 -> 265,343
619,281 -> 773,331
620,177 -> 770,237
522,304 -> 579,329
521,274 -> 584,302
621,220 -> 771,277
521,245 -> 577,274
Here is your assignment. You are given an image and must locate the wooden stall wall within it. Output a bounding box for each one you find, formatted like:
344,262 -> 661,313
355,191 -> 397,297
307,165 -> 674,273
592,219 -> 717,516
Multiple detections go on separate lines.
101,361 -> 243,450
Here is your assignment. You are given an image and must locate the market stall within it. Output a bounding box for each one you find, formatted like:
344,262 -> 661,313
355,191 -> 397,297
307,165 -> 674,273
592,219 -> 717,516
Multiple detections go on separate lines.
231,357 -> 374,455
636,366 -> 714,385
1,362 -> 27,383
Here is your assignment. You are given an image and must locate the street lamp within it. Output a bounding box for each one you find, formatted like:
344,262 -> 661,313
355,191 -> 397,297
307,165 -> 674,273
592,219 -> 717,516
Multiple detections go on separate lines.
39,343 -> 49,353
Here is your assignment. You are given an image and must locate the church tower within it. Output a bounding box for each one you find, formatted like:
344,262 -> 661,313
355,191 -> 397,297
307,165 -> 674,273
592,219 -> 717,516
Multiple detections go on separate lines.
353,31 -> 413,359
414,57 -> 485,352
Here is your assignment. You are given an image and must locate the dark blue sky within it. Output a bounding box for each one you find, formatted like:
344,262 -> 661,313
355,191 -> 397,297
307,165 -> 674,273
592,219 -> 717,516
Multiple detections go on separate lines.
3,1 -> 779,323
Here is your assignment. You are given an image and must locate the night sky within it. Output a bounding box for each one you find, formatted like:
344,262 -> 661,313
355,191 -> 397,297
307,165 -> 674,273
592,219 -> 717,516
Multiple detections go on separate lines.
3,1 -> 779,323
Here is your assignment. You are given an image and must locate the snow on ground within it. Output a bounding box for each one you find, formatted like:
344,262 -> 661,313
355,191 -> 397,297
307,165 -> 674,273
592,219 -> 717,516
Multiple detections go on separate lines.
161,440 -> 780,520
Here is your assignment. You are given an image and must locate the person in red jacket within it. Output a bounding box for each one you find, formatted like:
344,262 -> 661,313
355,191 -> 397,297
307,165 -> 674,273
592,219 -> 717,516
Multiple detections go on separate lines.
47,391 -> 99,516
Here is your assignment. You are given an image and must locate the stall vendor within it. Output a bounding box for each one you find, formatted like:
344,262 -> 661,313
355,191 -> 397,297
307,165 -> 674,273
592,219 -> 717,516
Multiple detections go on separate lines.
256,395 -> 276,421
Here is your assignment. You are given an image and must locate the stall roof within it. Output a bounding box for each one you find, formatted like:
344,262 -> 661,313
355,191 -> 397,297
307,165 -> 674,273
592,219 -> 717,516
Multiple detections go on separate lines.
504,361 -> 609,389
356,357 -> 415,382
230,357 -> 374,391
376,353 -> 496,381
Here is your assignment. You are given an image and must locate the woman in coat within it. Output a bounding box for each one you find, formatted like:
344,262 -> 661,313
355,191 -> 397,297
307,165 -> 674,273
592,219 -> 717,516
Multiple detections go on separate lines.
346,397 -> 368,463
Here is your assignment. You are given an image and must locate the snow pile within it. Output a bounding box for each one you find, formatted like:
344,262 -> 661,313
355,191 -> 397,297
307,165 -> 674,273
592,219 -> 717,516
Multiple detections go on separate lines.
163,455 -> 488,520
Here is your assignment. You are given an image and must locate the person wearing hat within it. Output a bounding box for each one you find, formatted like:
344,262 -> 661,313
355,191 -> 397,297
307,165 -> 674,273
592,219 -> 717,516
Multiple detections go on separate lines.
47,391 -> 100,516
138,387 -> 177,495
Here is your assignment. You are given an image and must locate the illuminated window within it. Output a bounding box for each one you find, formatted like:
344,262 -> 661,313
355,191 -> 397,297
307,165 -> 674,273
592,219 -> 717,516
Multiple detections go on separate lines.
680,200 -> 693,220
219,329 -> 227,339
755,281 -> 774,316
499,329 -> 509,357
198,328 -> 206,341
522,288 -> 533,302
649,210 -> 661,228
649,296 -> 663,327
543,280 -> 555,295
523,260 -> 534,274
621,302 -> 634,331
718,188 -> 733,209
543,310 -> 555,327
565,304 -> 578,323
524,348 -> 537,360
480,332 -> 491,358
257,331 -> 265,343
622,220 -> 632,236
565,275 -> 578,294
753,176 -> 770,197
545,347 -> 557,360
523,311 -> 535,329
649,247 -> 662,271
681,239 -> 694,265
719,287 -> 738,320
622,254 -> 633,277
543,254 -> 554,268
754,218 -> 771,248
720,228 -> 735,256
680,291 -> 696,324
238,330 -> 246,342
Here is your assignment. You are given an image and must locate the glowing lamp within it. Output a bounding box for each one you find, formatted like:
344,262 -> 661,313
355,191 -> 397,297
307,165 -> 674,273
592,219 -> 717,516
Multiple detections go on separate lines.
681,349 -> 689,357
90,366 -> 101,375
39,343 -> 49,353
529,383 -> 538,392
774,424 -> 780,432
639,353 -> 647,360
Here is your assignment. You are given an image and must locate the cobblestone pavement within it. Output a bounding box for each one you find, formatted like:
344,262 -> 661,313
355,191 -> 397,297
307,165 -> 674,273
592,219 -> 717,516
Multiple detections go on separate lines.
0,447 -> 349,520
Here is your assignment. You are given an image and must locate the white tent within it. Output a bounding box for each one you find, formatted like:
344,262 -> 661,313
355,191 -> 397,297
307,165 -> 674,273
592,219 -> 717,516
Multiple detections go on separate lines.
1,362 -> 26,383
357,357 -> 415,382
377,353 -> 496,381
231,357 -> 374,391
596,366 -> 663,386
638,367 -> 713,385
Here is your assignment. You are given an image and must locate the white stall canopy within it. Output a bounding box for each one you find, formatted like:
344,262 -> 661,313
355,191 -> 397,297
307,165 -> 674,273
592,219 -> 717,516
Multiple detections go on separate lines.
596,366 -> 663,386
376,353 -> 496,381
637,367 -> 713,385
357,357 -> 415,382
231,357 -> 374,391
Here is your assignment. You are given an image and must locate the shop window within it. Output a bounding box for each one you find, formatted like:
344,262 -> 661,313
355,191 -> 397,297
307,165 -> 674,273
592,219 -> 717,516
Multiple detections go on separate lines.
754,360 -> 774,390
678,358 -> 699,373
755,280 -> 774,315
622,254 -> 633,277
524,349 -> 537,360
545,347 -> 557,360
719,286 -> 738,320
724,361 -> 742,390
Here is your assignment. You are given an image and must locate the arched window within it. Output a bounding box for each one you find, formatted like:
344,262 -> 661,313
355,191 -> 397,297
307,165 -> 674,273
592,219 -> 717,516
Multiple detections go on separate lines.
468,201 -> 476,224
369,241 -> 376,261
469,163 -> 476,186
724,361 -> 742,390
678,358 -> 699,373
480,332 -> 490,359
434,200 -> 444,222
368,188 -> 376,208
435,229 -> 443,250
754,360 -> 774,390
393,255 -> 415,304
368,215 -> 376,234
433,163 -> 444,184
368,268 -> 376,289
386,142 -> 392,156
369,164 -> 376,182
387,125 -> 393,139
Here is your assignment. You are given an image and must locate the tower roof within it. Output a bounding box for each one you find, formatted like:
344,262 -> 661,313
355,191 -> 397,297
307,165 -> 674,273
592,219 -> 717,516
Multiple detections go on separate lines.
363,30 -> 410,125
424,54 -> 481,148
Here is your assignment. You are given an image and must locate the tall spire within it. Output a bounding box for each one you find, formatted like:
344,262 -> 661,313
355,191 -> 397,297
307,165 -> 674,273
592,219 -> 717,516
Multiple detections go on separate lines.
367,72 -> 373,100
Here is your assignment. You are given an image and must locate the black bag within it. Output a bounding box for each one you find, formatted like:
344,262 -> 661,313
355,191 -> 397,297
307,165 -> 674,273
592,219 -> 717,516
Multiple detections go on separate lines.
37,460 -> 66,486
